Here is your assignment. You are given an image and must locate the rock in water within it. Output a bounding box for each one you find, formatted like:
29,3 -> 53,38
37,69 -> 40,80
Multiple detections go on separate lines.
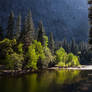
0,0 -> 88,41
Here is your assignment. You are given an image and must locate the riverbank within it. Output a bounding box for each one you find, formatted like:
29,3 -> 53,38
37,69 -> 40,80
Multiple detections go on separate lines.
0,65 -> 92,76
48,65 -> 92,70
0,69 -> 39,76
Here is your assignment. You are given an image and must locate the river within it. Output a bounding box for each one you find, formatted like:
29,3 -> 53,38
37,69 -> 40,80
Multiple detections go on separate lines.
0,69 -> 92,92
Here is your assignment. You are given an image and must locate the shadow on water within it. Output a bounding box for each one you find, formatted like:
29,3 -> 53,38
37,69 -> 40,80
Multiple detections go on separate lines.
0,70 -> 92,92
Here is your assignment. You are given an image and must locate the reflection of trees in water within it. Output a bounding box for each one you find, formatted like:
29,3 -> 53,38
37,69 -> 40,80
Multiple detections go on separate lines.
1,70 -> 92,92
35,70 -> 81,86
55,70 -> 80,85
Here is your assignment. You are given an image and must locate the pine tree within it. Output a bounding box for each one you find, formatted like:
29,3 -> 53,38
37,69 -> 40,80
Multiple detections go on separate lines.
62,39 -> 71,53
0,25 -> 4,40
89,27 -> 92,49
6,11 -> 15,39
37,21 -> 45,46
71,39 -> 76,53
70,39 -> 79,55
67,42 -> 71,53
19,16 -> 27,43
22,11 -> 35,51
26,10 -> 35,41
88,1 -> 92,49
62,38 -> 68,51
14,14 -> 21,40
49,32 -> 55,54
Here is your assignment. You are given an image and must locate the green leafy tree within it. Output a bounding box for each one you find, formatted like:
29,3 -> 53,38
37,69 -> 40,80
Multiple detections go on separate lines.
25,44 -> 39,70
33,40 -> 45,69
49,32 -> 55,54
24,39 -> 54,69
6,11 -> 15,39
66,53 -> 80,66
56,47 -> 80,67
56,48 -> 67,67
43,36 -> 55,68
0,39 -> 16,64
17,43 -> 24,54
6,53 -> 24,70
43,47 -> 55,68
25,40 -> 45,69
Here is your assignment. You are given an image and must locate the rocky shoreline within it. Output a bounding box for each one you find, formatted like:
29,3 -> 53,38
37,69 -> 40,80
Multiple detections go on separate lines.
0,69 -> 39,76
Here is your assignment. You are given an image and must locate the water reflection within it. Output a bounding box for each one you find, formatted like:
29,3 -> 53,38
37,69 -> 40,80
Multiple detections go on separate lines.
0,70 -> 92,92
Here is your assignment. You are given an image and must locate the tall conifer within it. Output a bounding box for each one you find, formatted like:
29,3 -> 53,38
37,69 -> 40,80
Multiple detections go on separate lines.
6,11 -> 15,39
14,14 -> 21,40
49,32 -> 55,54
22,11 -> 35,51
0,25 -> 4,40
37,21 -> 45,46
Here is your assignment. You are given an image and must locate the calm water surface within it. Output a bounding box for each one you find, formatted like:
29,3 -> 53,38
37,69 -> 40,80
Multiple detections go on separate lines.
0,70 -> 92,92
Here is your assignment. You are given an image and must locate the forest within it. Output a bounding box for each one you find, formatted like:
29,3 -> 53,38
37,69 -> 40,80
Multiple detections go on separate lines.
0,11 -> 90,71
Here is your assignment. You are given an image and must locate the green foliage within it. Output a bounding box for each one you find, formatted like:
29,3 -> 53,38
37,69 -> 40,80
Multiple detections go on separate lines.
6,53 -> 24,70
25,40 -> 55,69
33,40 -> 45,60
66,53 -> 80,66
43,36 -> 48,47
43,36 -> 55,68
0,39 -> 24,70
43,46 -> 55,68
56,48 -> 80,67
56,48 -> 67,66
25,44 -> 38,69
0,39 -> 16,58
17,43 -> 23,54
25,40 -> 45,69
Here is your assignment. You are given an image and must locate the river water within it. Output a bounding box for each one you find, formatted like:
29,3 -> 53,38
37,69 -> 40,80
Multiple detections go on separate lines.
0,70 -> 92,92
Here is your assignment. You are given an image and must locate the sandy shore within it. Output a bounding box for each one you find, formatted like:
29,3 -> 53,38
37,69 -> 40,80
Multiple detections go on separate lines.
48,65 -> 92,70
0,65 -> 92,76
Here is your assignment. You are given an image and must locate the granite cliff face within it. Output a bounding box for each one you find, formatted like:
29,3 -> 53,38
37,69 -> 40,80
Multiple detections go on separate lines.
0,0 -> 88,41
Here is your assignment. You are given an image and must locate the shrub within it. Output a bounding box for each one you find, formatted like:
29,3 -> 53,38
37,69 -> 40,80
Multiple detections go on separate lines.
6,53 -> 24,70
56,48 -> 67,66
56,48 -> 80,67
0,39 -> 17,64
66,53 -> 80,66
43,36 -> 48,47
43,47 -> 55,68
17,43 -> 24,54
